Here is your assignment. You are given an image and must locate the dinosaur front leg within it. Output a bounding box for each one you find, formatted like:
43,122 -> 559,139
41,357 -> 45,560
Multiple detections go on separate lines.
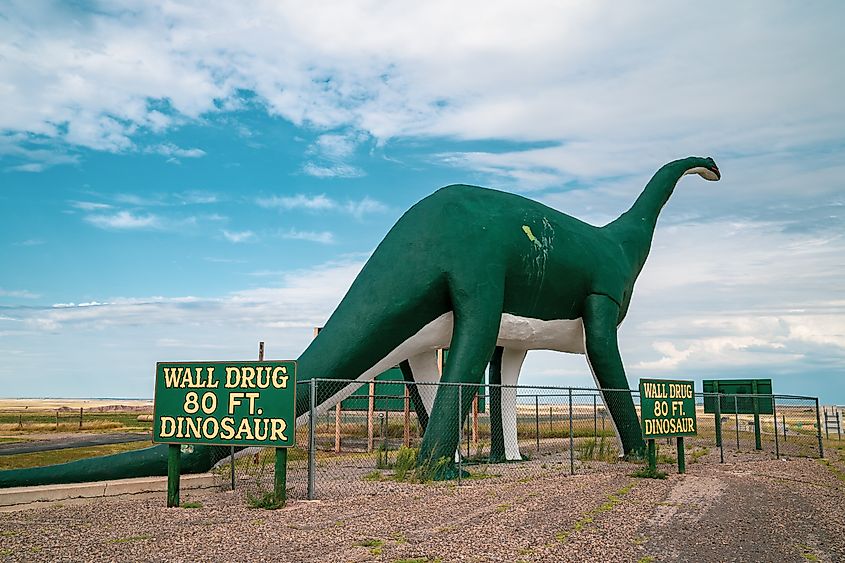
583,294 -> 646,457
417,289 -> 503,478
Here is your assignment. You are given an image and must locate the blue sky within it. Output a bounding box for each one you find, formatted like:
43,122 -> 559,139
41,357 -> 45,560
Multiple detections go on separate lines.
1,1 -> 843,402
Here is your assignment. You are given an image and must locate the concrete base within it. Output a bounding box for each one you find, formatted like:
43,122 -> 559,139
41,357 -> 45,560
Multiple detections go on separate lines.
0,473 -> 217,511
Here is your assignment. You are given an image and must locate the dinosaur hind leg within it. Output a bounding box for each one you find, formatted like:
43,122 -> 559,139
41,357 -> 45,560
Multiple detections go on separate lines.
417,283 -> 503,477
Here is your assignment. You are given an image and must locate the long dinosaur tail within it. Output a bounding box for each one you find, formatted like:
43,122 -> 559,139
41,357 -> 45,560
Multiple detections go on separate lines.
0,444 -> 228,489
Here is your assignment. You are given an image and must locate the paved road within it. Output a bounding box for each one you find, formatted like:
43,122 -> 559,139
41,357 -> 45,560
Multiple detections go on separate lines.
0,433 -> 152,455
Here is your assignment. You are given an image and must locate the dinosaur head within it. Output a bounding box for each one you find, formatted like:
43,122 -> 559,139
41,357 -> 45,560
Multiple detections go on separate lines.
683,156 -> 721,181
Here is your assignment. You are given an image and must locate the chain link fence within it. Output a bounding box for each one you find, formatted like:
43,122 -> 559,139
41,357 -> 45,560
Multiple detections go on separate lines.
213,379 -> 824,501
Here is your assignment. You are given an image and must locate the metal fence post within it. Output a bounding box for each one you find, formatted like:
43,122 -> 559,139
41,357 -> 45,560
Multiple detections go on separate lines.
307,378 -> 317,499
568,387 -> 574,476
535,395 -> 540,452
773,396 -> 779,459
734,395 -> 740,451
782,414 -> 787,442
815,398 -> 824,458
230,445 -> 235,491
593,394 -> 597,438
457,383 -> 462,486
715,394 -> 724,463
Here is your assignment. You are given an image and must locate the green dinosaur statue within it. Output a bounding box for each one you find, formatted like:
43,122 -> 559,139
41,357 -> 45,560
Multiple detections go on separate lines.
0,156 -> 719,487
302,155 -> 720,474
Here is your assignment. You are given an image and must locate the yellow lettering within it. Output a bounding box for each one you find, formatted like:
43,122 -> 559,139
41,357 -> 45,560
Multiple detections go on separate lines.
202,417 -> 218,439
241,366 -> 256,388
220,417 -> 235,440
253,418 -> 269,441
272,366 -> 288,389
205,367 -> 219,389
228,392 -> 244,414
235,418 -> 254,440
245,392 -> 260,415
256,366 -> 271,389
270,418 -> 288,442
185,417 -> 202,439
159,416 -> 176,438
163,367 -> 181,388
225,367 -> 240,388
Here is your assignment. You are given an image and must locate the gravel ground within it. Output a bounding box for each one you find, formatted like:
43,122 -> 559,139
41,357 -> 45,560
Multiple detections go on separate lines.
1,448 -> 843,562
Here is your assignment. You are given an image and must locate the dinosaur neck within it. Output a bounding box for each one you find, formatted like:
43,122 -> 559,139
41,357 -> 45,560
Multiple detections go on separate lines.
606,158 -> 695,273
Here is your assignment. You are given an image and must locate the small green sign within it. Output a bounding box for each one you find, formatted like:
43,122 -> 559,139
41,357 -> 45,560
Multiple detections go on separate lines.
702,379 -> 773,414
153,361 -> 297,447
639,378 -> 697,439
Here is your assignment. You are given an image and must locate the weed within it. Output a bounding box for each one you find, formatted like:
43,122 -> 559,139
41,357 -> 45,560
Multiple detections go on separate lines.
797,544 -> 820,561
356,538 -> 384,555
390,531 -> 407,544
637,557 -> 656,563
689,447 -> 709,463
819,459 -> 845,483
496,503 -> 510,512
363,470 -> 384,482
180,501 -> 202,509
415,455 -> 451,483
632,535 -> 648,546
246,491 -> 285,510
631,466 -> 667,479
0,549 -> 11,556
576,436 -> 619,462
554,482 -> 636,543
0,531 -> 17,537
376,441 -> 392,469
393,446 -> 417,481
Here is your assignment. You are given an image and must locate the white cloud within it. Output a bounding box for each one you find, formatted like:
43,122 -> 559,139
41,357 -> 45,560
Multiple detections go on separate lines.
222,229 -> 255,243
70,201 -> 113,211
302,162 -> 365,178
144,142 -> 206,160
312,133 -> 361,160
257,193 -> 387,218
281,229 -> 335,244
84,210 -> 161,230
2,2 -> 840,172
343,197 -> 388,219
0,288 -> 39,299
258,194 -> 336,211
13,259 -> 364,334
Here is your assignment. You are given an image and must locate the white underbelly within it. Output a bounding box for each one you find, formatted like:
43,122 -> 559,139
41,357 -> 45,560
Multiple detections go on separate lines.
302,311 -> 586,420
400,311 -> 585,355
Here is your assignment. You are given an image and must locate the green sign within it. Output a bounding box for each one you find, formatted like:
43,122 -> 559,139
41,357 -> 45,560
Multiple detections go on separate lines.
639,378 -> 697,439
702,379 -> 773,414
153,361 -> 297,447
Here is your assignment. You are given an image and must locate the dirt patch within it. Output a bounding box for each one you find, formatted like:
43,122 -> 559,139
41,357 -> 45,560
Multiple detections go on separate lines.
0,451 -> 843,562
